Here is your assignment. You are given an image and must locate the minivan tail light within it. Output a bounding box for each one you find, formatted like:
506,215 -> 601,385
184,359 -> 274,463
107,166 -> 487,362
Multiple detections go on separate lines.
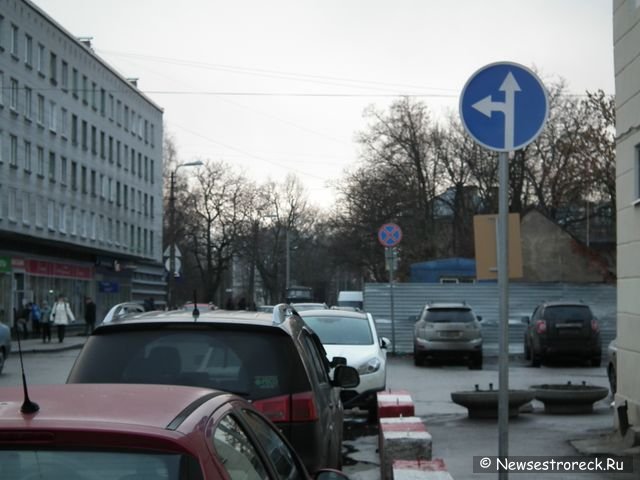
251,392 -> 318,423
291,391 -> 319,422
252,395 -> 290,423
535,320 -> 547,334
591,319 -> 600,333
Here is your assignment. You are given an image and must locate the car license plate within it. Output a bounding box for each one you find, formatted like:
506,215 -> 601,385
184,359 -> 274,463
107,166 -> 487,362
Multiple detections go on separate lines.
439,331 -> 460,338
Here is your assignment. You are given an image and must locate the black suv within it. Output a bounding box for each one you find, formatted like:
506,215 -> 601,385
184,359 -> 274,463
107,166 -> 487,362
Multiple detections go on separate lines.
522,301 -> 601,367
67,304 -> 359,473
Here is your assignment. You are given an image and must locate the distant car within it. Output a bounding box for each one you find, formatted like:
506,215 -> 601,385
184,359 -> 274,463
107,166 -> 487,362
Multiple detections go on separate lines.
292,303 -> 329,312
608,338 -> 617,395
299,309 -> 388,421
0,322 -> 11,374
522,301 -> 601,367
0,383 -> 349,480
413,302 -> 483,369
101,302 -> 145,324
67,304 -> 359,473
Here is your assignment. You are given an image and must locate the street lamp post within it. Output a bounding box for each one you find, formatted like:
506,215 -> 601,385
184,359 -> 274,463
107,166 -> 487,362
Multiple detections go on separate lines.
167,160 -> 203,309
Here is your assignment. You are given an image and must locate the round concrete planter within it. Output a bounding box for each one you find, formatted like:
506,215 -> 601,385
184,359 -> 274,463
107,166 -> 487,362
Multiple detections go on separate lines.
451,385 -> 535,419
530,383 -> 609,414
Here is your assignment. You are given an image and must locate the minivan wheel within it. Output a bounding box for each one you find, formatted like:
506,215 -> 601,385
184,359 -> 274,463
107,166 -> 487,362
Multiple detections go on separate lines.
524,340 -> 531,360
413,348 -> 424,367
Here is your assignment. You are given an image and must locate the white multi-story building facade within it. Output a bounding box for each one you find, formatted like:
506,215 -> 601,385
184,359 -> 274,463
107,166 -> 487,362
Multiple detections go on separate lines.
614,0 -> 640,434
0,0 -> 164,325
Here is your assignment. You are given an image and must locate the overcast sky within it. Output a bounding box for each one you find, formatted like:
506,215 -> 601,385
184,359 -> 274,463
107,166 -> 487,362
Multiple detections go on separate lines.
32,0 -> 615,209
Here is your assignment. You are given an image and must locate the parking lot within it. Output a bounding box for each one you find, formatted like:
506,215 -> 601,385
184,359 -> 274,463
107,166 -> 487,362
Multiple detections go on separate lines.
343,354 -> 639,480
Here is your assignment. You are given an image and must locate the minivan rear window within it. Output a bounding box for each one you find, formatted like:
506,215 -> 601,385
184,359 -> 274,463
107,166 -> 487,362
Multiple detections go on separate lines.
67,326 -> 308,399
425,308 -> 475,323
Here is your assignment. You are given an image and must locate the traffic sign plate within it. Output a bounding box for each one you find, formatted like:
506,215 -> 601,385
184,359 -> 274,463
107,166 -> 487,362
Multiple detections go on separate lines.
378,223 -> 402,247
460,62 -> 548,152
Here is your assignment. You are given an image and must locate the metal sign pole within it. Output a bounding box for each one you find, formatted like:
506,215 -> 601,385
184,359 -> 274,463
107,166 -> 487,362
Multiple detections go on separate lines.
498,151 -> 509,479
388,247 -> 396,355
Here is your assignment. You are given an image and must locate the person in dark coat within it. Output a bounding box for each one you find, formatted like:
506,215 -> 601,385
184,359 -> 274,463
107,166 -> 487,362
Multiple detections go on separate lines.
84,297 -> 97,335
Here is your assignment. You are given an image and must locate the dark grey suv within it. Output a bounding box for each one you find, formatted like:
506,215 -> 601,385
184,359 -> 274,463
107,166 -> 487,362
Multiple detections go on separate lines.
67,304 -> 359,473
523,301 -> 601,367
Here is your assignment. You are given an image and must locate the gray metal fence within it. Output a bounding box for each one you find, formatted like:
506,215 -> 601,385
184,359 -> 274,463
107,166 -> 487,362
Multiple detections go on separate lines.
364,282 -> 617,355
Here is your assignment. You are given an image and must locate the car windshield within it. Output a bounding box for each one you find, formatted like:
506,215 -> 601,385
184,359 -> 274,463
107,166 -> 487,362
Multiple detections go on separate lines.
303,315 -> 373,345
545,306 -> 592,322
425,308 -> 475,323
0,450 -> 202,480
68,327 -> 306,399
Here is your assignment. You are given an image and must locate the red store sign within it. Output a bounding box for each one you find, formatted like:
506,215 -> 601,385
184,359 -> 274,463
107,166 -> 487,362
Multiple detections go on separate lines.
20,259 -> 94,280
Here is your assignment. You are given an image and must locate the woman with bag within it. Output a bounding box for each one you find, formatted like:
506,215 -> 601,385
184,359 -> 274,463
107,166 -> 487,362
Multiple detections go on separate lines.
51,294 -> 75,343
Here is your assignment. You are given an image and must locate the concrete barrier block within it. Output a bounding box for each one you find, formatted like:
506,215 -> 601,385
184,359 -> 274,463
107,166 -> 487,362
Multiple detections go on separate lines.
377,389 -> 415,418
392,459 -> 454,480
379,416 -> 432,480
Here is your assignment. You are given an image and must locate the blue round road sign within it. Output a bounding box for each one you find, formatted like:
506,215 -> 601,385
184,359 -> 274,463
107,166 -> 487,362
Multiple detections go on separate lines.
378,223 -> 402,247
460,62 -> 548,152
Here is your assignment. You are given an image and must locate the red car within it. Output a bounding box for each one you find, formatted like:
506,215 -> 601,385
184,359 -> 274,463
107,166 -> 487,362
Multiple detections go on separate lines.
0,383 -> 349,480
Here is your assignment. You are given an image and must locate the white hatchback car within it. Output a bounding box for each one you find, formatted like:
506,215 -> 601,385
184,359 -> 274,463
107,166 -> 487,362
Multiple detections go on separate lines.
299,309 -> 388,421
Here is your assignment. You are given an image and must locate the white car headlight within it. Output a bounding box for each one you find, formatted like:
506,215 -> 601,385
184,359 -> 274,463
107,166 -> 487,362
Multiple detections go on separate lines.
358,357 -> 381,375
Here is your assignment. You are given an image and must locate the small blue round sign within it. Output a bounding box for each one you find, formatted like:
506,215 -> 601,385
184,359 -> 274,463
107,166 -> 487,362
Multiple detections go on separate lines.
378,223 -> 402,247
460,62 -> 548,152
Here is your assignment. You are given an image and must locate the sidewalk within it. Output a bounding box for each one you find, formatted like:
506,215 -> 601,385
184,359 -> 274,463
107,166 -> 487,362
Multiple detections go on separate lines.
12,332 -> 87,354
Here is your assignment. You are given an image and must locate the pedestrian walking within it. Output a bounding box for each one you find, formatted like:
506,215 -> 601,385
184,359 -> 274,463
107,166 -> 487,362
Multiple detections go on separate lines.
84,297 -> 97,335
29,301 -> 42,336
51,294 -> 75,343
40,300 -> 52,343
15,302 -> 30,339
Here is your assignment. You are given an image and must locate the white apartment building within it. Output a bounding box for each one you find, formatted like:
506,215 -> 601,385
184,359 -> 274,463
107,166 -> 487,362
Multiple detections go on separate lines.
613,0 -> 640,434
0,0 -> 164,325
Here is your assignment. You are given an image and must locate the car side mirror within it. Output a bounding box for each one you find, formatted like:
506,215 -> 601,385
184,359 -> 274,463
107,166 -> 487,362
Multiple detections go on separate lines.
521,316 -> 530,324
476,315 -> 483,322
329,356 -> 347,368
380,337 -> 390,349
332,365 -> 360,389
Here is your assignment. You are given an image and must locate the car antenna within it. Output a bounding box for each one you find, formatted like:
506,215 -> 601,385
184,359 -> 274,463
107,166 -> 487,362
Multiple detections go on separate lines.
192,290 -> 200,322
15,330 -> 39,414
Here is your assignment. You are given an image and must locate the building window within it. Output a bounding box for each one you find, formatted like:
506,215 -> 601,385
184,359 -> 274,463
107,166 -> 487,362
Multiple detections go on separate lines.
35,196 -> 43,228
116,140 -> 121,166
100,131 -> 105,158
49,100 -> 57,132
0,71 -> 4,106
47,200 -> 55,230
71,114 -> 78,144
61,60 -> 68,90
81,210 -> 87,239
116,100 -> 122,125
81,120 -> 88,150
71,161 -> 77,190
37,43 -> 45,75
150,197 -> 154,218
48,151 -> 56,182
72,68 -> 79,98
24,86 -> 32,119
24,140 -> 31,172
8,189 -> 17,222
59,204 -> 67,233
37,146 -> 44,176
9,135 -> 18,167
108,94 -> 114,120
49,52 -> 57,84
124,105 -> 129,130
81,166 -> 87,193
90,170 -> 96,196
82,75 -> 88,104
108,136 -> 113,163
10,24 -> 18,57
37,94 -> 45,125
91,126 -> 97,154
22,194 -> 31,226
61,108 -> 68,138
91,81 -> 97,110
24,34 -> 32,66
90,212 -> 96,240
100,88 -> 105,115
10,78 -> 18,111
60,157 -> 67,185
71,207 -> 78,236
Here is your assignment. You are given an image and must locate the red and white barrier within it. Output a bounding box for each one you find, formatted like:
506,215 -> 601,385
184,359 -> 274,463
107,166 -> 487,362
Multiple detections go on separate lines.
377,389 -> 415,418
379,416 -> 432,480
392,459 -> 454,480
